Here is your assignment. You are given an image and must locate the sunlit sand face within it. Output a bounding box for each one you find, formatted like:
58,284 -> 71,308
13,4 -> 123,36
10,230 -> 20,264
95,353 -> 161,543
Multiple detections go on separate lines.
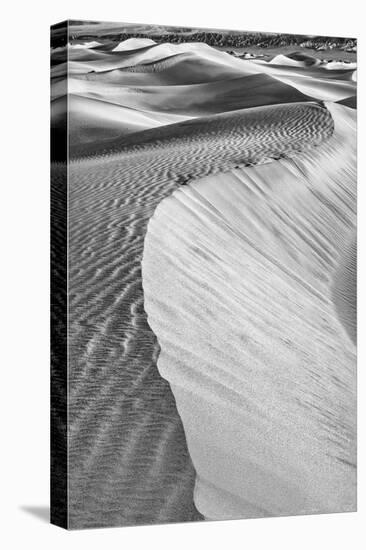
142,102 -> 356,519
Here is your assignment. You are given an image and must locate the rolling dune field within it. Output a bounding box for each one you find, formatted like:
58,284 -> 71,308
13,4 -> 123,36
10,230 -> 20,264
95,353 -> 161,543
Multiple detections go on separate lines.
51,28 -> 357,529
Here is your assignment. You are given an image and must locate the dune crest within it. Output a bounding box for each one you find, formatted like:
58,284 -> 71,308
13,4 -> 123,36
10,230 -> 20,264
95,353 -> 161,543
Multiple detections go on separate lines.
112,37 -> 157,51
51,42 -> 356,153
70,101 -> 333,159
142,102 -> 356,519
269,52 -> 322,67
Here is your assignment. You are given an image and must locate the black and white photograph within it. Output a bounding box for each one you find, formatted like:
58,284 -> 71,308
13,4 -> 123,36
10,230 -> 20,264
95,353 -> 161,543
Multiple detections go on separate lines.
50,19 -> 357,529
2,2 -> 364,548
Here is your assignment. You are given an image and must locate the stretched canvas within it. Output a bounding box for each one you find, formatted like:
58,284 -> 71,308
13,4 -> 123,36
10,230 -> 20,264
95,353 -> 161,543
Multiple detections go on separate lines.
50,20 -> 357,530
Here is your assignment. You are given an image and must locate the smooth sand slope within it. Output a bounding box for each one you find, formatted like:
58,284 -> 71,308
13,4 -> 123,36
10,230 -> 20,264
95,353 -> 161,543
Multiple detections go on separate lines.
142,102 -> 356,519
73,51 -> 263,86
332,231 -> 357,345
60,74 -> 312,150
252,57 -> 356,102
66,73 -> 311,115
112,37 -> 157,51
51,40 -> 263,78
53,94 -> 190,147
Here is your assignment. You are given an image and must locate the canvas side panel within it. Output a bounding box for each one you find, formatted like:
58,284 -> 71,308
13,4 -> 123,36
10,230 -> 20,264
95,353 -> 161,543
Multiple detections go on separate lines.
50,20 -> 68,529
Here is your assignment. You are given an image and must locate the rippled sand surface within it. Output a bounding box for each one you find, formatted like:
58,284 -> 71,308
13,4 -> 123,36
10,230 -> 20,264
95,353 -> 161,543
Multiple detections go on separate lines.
51,35 -> 356,528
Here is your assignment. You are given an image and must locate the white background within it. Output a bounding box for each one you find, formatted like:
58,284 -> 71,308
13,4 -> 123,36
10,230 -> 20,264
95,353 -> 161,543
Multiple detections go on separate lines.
2,1 -> 364,548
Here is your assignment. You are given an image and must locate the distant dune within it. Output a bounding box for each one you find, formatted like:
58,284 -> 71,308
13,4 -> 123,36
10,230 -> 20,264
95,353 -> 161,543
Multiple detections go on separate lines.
51,38 -> 356,152
52,40 -> 261,77
112,37 -> 157,51
269,52 -> 322,67
77,52 -> 259,85
67,73 -> 311,114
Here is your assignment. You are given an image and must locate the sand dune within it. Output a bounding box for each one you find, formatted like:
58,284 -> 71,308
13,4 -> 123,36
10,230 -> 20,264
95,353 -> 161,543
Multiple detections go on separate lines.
252,50 -> 356,102
63,100 -> 335,527
112,37 -> 157,51
142,102 -> 356,519
267,73 -> 356,102
51,36 -> 357,527
53,93 -> 190,147
269,52 -> 322,67
269,52 -> 356,72
325,60 -> 357,71
71,102 -> 333,159
55,68 -> 314,149
52,40 -> 261,78
252,58 -> 356,101
51,43 -> 355,151
77,51 -> 257,86
65,73 -> 311,118
256,60 -> 356,82
72,41 -> 102,49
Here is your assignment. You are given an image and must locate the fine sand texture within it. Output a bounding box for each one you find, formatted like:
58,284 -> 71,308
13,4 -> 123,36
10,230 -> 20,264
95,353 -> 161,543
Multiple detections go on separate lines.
50,36 -> 357,528
142,102 -> 356,519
